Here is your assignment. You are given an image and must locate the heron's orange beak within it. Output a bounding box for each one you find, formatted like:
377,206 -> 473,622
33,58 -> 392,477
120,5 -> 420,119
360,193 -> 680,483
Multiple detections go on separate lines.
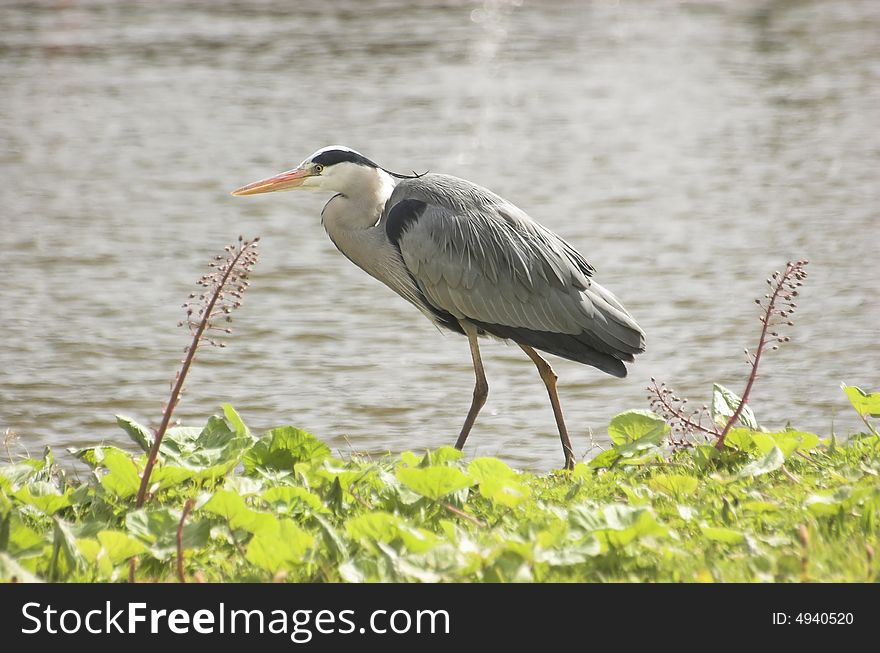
231,167 -> 310,196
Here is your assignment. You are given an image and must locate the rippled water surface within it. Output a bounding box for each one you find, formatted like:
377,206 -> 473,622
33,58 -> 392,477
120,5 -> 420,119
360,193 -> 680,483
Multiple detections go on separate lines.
2,0 -> 878,470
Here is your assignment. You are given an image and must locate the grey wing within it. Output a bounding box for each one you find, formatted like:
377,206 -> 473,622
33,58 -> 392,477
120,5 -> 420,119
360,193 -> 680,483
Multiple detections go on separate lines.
384,176 -> 646,377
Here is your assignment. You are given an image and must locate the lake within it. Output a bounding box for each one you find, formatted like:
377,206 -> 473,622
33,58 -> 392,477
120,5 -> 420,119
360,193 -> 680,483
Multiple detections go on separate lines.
2,0 -> 878,470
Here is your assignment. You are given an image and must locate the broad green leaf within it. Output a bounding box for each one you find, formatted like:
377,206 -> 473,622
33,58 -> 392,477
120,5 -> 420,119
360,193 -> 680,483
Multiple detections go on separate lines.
478,476 -> 530,508
597,505 -> 667,546
14,482 -> 71,515
159,416 -> 252,472
399,451 -> 421,467
535,538 -> 601,565
468,458 -> 528,508
316,461 -> 376,490
245,519 -> 313,573
75,538 -> 101,564
422,447 -> 464,466
805,492 -> 847,517
125,508 -> 211,561
116,415 -> 152,452
7,515 -> 45,555
740,500 -> 780,513
243,426 -> 331,473
752,431 -> 820,457
312,513 -> 349,561
649,474 -> 699,497
97,530 -> 147,564
202,490 -> 277,534
737,446 -> 785,478
261,486 -> 325,513
841,384 -> 880,418
467,457 -> 518,483
712,383 -> 758,430
397,524 -> 440,553
700,526 -> 744,544
345,511 -> 403,544
98,448 -> 142,499
608,410 -> 669,446
202,489 -> 250,523
569,503 -> 667,546
396,466 -> 474,501
588,449 -> 620,469
0,462 -> 43,486
222,404 -> 252,438
723,428 -> 755,452
51,519 -> 85,579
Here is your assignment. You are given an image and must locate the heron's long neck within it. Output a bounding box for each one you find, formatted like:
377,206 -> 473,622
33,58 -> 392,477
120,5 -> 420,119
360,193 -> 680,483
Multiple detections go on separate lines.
321,169 -> 426,310
321,168 -> 397,275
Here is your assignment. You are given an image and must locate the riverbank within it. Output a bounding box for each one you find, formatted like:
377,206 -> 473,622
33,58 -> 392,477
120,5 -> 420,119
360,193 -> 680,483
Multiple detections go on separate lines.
2,405 -> 877,583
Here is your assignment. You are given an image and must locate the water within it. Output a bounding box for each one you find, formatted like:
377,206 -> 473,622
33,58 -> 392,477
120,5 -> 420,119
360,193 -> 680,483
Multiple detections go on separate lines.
2,0 -> 878,470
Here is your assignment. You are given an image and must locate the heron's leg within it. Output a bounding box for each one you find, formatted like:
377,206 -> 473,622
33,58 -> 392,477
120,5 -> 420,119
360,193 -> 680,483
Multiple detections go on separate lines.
518,344 -> 576,470
454,324 -> 488,451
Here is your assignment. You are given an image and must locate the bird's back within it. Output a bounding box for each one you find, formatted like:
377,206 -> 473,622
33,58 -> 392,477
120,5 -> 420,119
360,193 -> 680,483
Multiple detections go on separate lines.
383,173 -> 645,377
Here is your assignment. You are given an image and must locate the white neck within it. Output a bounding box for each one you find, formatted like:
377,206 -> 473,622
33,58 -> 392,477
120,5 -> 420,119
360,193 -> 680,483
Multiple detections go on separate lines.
319,167 -> 427,311
320,167 -> 396,232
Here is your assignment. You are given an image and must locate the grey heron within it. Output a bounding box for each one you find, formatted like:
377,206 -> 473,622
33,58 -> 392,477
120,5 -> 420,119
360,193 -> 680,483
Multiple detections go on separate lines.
232,146 -> 645,469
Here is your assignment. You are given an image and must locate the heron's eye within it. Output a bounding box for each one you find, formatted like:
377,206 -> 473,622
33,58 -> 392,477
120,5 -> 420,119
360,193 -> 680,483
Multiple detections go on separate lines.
314,164 -> 324,174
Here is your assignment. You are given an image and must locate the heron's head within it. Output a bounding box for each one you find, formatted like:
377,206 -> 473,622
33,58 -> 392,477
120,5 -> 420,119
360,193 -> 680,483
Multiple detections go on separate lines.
231,146 -> 388,196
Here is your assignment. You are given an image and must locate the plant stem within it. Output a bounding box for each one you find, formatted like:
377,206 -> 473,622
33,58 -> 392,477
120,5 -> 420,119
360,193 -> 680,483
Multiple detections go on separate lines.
716,265 -> 788,448
134,244 -> 252,509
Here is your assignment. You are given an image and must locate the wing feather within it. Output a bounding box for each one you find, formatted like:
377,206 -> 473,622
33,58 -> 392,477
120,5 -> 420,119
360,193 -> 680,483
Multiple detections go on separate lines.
383,174 -> 645,372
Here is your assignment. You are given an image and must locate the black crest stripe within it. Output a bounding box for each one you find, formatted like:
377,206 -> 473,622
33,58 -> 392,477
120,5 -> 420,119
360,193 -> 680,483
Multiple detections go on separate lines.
312,149 -> 379,168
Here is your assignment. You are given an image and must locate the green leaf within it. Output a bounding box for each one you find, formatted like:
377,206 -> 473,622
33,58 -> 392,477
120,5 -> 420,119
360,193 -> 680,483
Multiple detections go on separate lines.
222,404 -> 252,438
752,431 -> 820,457
467,457 -> 518,482
7,515 -> 45,555
245,519 -> 313,573
841,384 -> 880,418
737,446 -> 785,478
396,524 -> 439,553
588,449 -> 620,468
805,497 -> 839,517
740,500 -> 780,513
97,530 -> 147,564
700,525 -> 744,544
396,466 -> 474,501
202,490 -> 277,534
467,458 -> 528,508
98,448 -> 142,499
723,428 -> 756,452
0,461 -> 43,486
478,477 -> 530,508
243,426 -> 331,473
712,384 -> 758,430
116,415 -> 153,452
569,503 -> 667,547
649,474 -> 699,497
261,486 -> 325,513
422,447 -> 464,466
14,482 -> 71,515
346,511 -> 403,544
608,410 -> 669,446
125,508 -> 210,561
